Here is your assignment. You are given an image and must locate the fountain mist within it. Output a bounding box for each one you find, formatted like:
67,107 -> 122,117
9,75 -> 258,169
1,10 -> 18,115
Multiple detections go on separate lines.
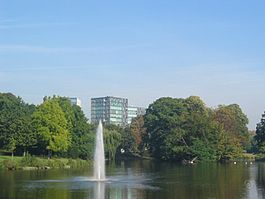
93,120 -> 106,180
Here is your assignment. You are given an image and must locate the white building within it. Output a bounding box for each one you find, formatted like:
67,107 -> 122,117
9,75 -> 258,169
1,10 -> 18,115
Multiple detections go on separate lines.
127,106 -> 146,125
69,97 -> 82,107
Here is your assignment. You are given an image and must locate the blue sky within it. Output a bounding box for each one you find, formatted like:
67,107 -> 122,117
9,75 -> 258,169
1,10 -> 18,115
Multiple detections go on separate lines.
1,0 -> 265,129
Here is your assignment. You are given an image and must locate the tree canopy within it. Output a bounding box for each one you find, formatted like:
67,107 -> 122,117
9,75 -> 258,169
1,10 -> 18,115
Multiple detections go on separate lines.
0,93 -> 36,156
32,99 -> 71,155
144,96 -> 250,161
255,112 -> 265,153
0,92 -> 255,162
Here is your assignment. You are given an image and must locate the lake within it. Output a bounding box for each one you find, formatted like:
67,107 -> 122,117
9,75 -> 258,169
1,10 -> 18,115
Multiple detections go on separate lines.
0,160 -> 264,199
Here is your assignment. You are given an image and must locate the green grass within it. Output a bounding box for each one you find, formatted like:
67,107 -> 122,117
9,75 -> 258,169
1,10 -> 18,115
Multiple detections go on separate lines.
0,155 -> 22,161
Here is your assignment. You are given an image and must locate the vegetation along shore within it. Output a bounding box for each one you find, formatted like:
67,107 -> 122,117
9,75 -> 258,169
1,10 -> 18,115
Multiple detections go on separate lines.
0,92 -> 265,170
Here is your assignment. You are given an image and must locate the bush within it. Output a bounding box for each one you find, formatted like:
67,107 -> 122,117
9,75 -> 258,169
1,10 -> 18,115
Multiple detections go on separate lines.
47,159 -> 67,168
3,159 -> 18,170
67,159 -> 90,168
20,155 -> 37,167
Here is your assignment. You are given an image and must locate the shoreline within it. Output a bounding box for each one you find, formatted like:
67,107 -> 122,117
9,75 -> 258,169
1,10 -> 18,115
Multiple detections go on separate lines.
0,155 -> 91,171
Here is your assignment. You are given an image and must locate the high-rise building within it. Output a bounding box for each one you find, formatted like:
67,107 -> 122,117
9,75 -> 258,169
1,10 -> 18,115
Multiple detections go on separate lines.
91,96 -> 128,127
127,106 -> 138,124
127,106 -> 146,124
136,107 -> 146,116
69,97 -> 82,107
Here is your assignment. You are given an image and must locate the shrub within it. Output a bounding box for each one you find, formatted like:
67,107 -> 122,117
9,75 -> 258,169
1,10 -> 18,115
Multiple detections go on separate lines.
3,159 -> 18,170
20,155 -> 37,167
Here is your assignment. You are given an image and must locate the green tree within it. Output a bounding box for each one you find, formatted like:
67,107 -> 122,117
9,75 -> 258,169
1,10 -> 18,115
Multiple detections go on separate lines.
41,96 -> 95,159
212,104 -> 250,159
16,104 -> 36,156
144,97 -> 191,160
144,96 -> 241,161
68,105 -> 94,159
0,93 -> 36,156
50,96 -> 75,132
32,99 -> 71,157
255,112 -> 265,153
213,104 -> 249,146
120,127 -> 136,154
104,125 -> 122,160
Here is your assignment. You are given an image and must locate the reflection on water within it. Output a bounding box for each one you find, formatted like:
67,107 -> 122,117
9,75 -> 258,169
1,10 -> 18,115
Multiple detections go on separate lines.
94,182 -> 105,199
256,163 -> 265,198
0,160 -> 265,199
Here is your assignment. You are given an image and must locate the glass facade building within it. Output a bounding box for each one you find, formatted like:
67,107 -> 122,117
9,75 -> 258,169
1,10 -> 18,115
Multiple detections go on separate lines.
91,96 -> 146,127
127,106 -> 146,124
91,96 -> 128,127
69,97 -> 82,107
127,107 -> 138,124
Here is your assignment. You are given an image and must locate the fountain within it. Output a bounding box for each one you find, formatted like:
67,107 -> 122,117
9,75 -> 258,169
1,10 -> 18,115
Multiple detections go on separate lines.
23,120 -> 155,199
93,120 -> 106,181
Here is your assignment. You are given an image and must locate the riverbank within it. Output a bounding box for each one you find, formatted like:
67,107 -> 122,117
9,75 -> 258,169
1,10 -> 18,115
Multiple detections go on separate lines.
0,155 -> 91,170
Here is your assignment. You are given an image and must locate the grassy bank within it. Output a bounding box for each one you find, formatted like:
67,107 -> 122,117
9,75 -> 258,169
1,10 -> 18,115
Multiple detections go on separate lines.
0,155 -> 91,170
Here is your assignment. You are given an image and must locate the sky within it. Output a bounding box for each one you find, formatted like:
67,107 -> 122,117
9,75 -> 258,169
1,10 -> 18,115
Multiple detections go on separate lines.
1,0 -> 265,129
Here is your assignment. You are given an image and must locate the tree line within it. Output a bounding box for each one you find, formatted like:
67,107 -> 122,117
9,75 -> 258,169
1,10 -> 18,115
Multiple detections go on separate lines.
0,93 -> 264,161
126,96 -> 265,161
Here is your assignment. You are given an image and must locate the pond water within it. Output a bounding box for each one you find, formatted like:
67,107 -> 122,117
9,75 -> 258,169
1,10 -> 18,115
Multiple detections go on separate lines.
0,160 -> 264,199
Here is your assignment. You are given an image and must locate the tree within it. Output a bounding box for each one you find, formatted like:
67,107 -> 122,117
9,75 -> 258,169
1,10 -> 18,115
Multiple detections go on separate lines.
213,105 -> 249,142
145,97 -> 190,160
32,99 -> 71,157
144,96 -> 244,161
130,115 -> 147,153
103,125 -> 122,160
120,127 -> 136,154
68,105 -> 94,159
16,104 -> 37,156
212,104 -> 250,154
255,112 -> 265,153
50,96 -> 75,132
0,93 -> 36,156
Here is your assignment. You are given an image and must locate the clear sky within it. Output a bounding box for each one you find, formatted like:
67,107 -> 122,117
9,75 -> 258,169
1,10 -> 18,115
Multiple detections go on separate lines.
1,0 -> 265,129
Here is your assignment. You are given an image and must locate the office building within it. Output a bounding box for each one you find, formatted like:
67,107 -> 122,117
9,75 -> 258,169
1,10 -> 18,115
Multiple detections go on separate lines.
127,106 -> 146,124
91,96 -> 128,127
127,106 -> 138,124
69,97 -> 82,107
136,107 -> 146,116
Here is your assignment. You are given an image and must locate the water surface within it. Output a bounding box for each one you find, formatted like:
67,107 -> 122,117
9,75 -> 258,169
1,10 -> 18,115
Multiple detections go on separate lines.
0,160 -> 264,199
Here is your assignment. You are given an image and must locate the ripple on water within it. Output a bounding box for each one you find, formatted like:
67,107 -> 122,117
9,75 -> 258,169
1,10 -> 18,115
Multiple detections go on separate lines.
23,174 -> 160,191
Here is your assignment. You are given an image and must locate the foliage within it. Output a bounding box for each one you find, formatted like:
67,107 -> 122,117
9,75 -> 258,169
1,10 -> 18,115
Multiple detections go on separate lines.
2,159 -> 18,170
19,154 -> 46,168
120,127 -> 136,153
0,93 -> 36,156
212,104 -> 249,148
144,96 -> 250,161
104,125 -> 122,160
0,92 -> 255,163
130,115 -> 147,153
32,99 -> 71,155
68,105 -> 94,159
145,97 -> 212,160
43,96 -> 95,159
48,96 -> 75,132
255,112 -> 265,153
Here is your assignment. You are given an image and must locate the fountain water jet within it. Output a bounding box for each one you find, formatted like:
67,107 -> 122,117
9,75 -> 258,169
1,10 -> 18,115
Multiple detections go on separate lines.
93,120 -> 106,181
